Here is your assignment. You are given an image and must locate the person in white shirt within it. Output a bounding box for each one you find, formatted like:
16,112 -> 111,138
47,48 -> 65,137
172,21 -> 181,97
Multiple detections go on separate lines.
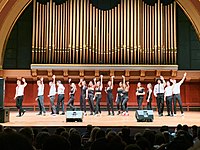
170,72 -> 187,116
164,81 -> 173,116
36,77 -> 46,116
153,76 -> 166,117
14,77 -> 27,117
56,80 -> 65,115
48,75 -> 56,115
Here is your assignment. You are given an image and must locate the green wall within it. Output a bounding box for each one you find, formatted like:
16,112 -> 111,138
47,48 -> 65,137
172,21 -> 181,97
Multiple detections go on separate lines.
3,3 -> 200,69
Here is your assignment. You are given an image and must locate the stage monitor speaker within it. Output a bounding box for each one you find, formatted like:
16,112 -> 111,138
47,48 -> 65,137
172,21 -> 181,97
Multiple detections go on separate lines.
135,110 -> 154,122
0,108 -> 10,123
0,78 -> 5,109
66,111 -> 83,122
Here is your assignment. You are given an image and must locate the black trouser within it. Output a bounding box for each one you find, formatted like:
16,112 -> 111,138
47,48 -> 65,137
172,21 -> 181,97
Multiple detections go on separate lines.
88,94 -> 95,113
137,96 -> 143,110
122,96 -> 128,112
56,94 -> 65,113
166,96 -> 173,115
16,96 -> 24,115
106,93 -> 114,115
173,94 -> 183,114
67,94 -> 75,111
147,99 -> 152,110
50,95 -> 56,114
37,95 -> 46,114
156,93 -> 164,115
95,94 -> 102,114
80,94 -> 86,112
116,96 -> 123,111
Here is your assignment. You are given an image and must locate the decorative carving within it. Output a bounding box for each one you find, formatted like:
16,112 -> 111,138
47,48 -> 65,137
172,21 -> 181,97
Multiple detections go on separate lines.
110,70 -> 114,77
79,70 -> 84,77
140,70 -> 146,77
63,70 -> 68,77
95,70 -> 99,77
125,70 -> 130,77
156,70 -> 161,77
47,70 -> 53,77
171,70 -> 177,77
31,69 -> 37,77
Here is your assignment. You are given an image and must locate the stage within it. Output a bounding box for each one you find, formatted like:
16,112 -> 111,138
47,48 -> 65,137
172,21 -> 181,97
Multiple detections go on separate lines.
1,111 -> 199,127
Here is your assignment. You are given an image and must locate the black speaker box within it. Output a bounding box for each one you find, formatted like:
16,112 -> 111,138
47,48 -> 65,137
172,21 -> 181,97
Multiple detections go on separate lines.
0,108 -> 10,123
135,110 -> 154,122
0,78 -> 5,109
66,111 -> 83,122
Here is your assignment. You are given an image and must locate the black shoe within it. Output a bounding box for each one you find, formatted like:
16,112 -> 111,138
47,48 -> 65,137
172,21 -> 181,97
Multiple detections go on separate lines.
111,113 -> 115,116
37,113 -> 42,115
159,114 -> 162,117
117,111 -> 120,115
161,113 -> 163,116
60,112 -> 65,115
21,110 -> 26,116
90,112 -> 93,115
56,112 -> 59,115
16,114 -> 22,117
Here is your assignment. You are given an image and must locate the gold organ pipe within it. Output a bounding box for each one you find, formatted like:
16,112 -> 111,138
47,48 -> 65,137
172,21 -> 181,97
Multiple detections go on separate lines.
95,8 -> 98,63
120,0 -> 124,64
76,0 -> 80,63
152,5 -> 155,64
109,9 -> 112,64
149,5 -> 152,64
57,5 -> 60,62
155,3 -> 158,64
137,0 -> 140,63
158,0 -> 161,64
144,3 -> 146,64
55,4 -> 58,63
69,0 -> 73,63
92,6 -> 95,63
167,5 -> 170,64
62,3 -> 65,63
147,4 -> 149,64
79,0 -> 83,63
72,0 -> 76,63
106,11 -> 109,63
127,0 -> 130,64
89,3 -> 92,63
130,0 -> 133,64
86,0 -> 89,63
32,0 -> 36,63
124,0 -> 127,64
98,9 -> 101,63
41,4 -> 45,63
174,1 -> 177,64
38,4 -> 42,63
60,4 -> 63,63
161,3 -> 163,64
117,4 -> 120,64
114,7 -> 117,64
35,2 -> 39,63
170,3 -> 174,64
134,0 -> 136,64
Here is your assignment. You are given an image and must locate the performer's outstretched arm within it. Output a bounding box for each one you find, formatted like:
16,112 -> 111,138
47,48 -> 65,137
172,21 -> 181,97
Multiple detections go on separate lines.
179,72 -> 187,85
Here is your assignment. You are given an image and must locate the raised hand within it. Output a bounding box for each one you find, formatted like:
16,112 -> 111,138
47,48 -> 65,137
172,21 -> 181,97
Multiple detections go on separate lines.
160,76 -> 164,80
122,75 -> 125,78
69,78 -> 71,83
22,77 -> 26,83
184,72 -> 187,77
52,75 -> 56,79
100,75 -> 103,78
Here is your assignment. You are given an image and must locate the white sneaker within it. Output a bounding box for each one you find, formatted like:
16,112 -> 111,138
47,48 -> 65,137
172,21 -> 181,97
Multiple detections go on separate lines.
84,112 -> 87,116
173,114 -> 177,117
181,113 -> 184,116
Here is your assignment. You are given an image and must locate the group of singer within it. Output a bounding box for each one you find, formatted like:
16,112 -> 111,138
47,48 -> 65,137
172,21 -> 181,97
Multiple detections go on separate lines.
14,72 -> 187,117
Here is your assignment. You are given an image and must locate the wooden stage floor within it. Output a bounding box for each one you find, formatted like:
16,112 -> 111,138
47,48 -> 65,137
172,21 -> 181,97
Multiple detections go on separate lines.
1,111 -> 199,127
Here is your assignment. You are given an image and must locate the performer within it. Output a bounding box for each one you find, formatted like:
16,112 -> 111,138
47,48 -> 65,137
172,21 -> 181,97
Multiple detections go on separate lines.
48,75 -> 56,115
121,75 -> 130,116
36,77 -> 46,116
164,81 -> 173,116
116,81 -> 123,115
14,77 -> 27,117
105,76 -> 115,116
170,72 -> 187,116
136,82 -> 145,110
146,83 -> 153,110
78,79 -> 84,111
94,75 -> 103,116
67,79 -> 76,111
153,76 -> 166,117
79,80 -> 87,115
86,80 -> 95,115
56,80 -> 65,115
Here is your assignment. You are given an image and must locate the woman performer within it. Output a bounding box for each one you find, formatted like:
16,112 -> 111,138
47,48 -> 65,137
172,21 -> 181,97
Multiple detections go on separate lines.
67,78 -> 76,111
86,79 -> 95,115
80,80 -> 87,116
121,75 -> 130,116
94,75 -> 103,116
105,76 -> 115,116
116,81 -> 123,115
146,83 -> 153,110
136,82 -> 145,110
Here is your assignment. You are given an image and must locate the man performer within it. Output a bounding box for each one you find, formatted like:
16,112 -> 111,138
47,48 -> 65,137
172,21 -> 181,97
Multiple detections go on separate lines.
170,72 -> 187,116
48,75 -> 56,116
36,77 -> 46,116
56,80 -> 65,115
14,77 -> 27,117
153,76 -> 166,117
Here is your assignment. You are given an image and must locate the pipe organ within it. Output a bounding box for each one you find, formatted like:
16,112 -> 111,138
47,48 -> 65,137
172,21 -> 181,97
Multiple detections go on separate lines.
32,0 -> 177,65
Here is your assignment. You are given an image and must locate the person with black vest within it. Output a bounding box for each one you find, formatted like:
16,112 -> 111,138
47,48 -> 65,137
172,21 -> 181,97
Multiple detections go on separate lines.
153,76 -> 166,117
116,81 -> 123,115
14,77 -> 27,117
105,76 -> 115,116
86,80 -> 95,115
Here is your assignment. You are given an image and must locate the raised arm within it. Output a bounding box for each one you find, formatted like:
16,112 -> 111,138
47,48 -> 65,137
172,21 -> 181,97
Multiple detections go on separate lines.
100,75 -> 103,90
78,78 -> 83,87
122,75 -> 125,88
111,76 -> 114,89
52,75 -> 56,84
160,76 -> 166,87
93,78 -> 97,87
179,72 -> 187,85
22,78 -> 27,87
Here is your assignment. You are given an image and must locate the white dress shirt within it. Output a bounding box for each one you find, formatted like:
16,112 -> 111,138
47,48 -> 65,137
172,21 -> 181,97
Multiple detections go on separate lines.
38,84 -> 44,96
165,86 -> 173,97
173,82 -> 181,94
49,84 -> 56,96
154,83 -> 165,96
16,85 -> 26,96
57,84 -> 65,94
